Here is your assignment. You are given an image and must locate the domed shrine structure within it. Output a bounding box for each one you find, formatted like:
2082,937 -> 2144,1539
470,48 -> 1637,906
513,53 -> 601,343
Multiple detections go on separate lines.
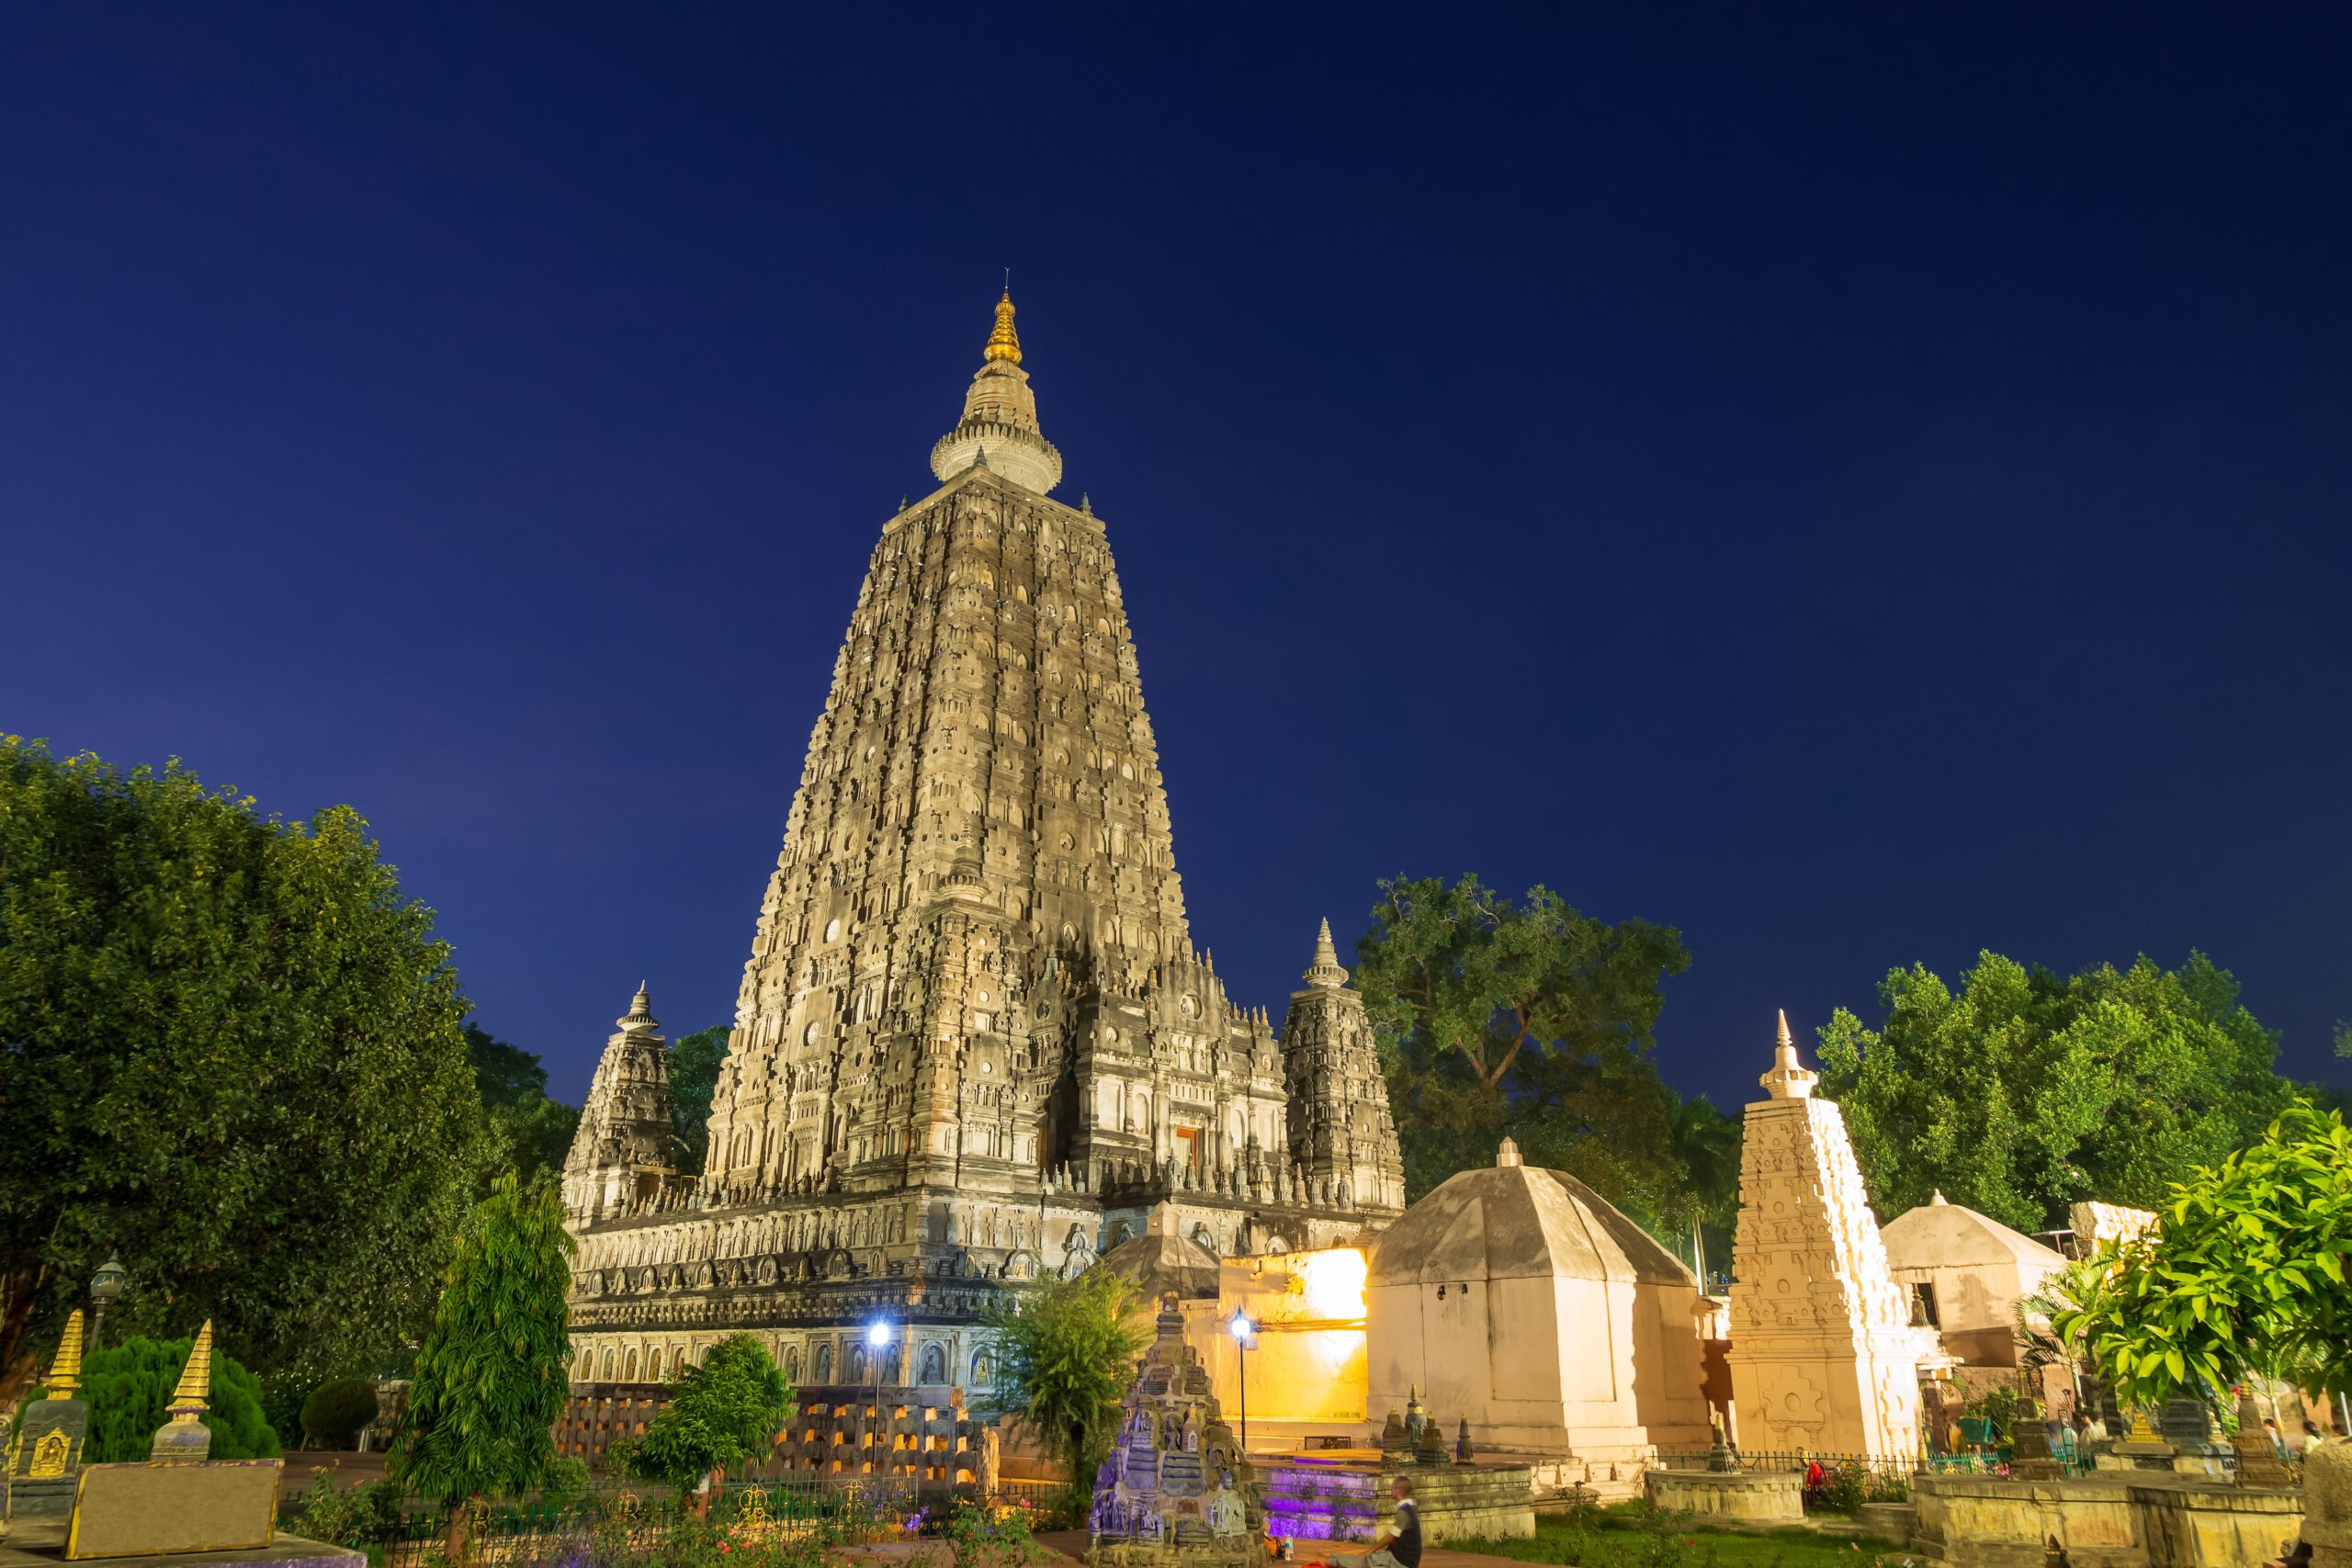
1088,1294 -> 1262,1566
1364,1138 -> 1713,1460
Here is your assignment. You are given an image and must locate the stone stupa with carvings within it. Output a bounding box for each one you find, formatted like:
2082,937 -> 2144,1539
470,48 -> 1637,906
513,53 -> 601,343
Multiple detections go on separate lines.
5,1312 -> 90,1518
1087,1293 -> 1262,1566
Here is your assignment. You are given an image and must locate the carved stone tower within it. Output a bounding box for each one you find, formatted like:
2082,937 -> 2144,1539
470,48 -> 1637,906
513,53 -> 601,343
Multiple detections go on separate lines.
1281,920 -> 1406,1211
559,298 -> 1404,1411
1724,1011 -> 1920,1459
562,984 -> 678,1222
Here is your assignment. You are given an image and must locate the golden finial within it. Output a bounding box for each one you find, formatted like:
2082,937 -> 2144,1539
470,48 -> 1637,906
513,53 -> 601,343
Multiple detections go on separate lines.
983,290 -> 1022,365
44,1310 -> 85,1400
170,1320 -> 214,1414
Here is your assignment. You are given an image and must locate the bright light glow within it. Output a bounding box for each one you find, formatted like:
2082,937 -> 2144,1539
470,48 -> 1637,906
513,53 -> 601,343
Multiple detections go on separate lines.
1229,1313 -> 1254,1342
1291,1247 -> 1369,1319
866,1320 -> 891,1348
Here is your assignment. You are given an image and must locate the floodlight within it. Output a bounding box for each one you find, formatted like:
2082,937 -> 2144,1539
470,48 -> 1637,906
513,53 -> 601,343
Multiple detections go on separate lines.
1229,1313 -> 1254,1343
867,1320 -> 892,1348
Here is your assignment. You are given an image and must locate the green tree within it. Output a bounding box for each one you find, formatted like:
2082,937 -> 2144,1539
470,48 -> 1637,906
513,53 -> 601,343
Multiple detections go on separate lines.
668,1025 -> 729,1174
466,1022 -> 582,1194
0,738 -> 488,1402
615,1334 -> 794,1507
9,1333 -> 280,1463
979,1267 -> 1149,1496
1351,874 -> 1699,1222
389,1171 -> 574,1556
2053,1102 -> 2352,1409
1816,950 -> 2292,1231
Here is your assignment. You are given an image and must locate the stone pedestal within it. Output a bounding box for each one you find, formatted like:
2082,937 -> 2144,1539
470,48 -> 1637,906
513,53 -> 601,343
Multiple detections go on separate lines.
2129,1483 -> 2303,1568
1644,1469 -> 1804,1524
2306,1440 -> 2352,1568
1379,1464 -> 1535,1544
1910,1473 -> 2143,1568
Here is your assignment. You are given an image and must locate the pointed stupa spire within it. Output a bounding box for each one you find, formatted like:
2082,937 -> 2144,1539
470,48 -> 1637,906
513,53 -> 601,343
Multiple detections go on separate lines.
170,1321 -> 213,1412
1302,918 -> 1348,987
43,1310 -> 85,1399
1758,1007 -> 1818,1100
983,289 -> 1022,364
149,1320 -> 215,1463
617,982 -> 657,1030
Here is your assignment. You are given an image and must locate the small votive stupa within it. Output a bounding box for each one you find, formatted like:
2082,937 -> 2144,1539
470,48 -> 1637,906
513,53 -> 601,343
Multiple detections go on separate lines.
6,1312 -> 90,1517
149,1320 -> 216,1463
1724,1012 -> 1921,1459
1087,1294 -> 1261,1566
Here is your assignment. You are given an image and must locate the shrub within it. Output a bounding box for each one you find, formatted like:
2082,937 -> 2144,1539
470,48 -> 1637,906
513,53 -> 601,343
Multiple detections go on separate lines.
302,1379 -> 381,1449
289,1469 -> 409,1548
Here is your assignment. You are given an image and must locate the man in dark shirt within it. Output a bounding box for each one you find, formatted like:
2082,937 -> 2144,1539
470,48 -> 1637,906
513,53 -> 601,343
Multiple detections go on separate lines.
1331,1477 -> 1421,1568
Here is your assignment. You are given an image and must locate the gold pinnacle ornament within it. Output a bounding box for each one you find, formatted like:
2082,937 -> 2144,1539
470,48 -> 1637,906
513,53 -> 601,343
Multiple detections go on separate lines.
982,289 -> 1022,364
44,1311 -> 85,1400
148,1320 -> 216,1464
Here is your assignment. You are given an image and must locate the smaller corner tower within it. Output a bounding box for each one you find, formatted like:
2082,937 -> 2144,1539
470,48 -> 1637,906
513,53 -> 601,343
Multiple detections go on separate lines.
1280,920 -> 1407,1215
562,984 -> 680,1224
1724,1010 -> 1920,1459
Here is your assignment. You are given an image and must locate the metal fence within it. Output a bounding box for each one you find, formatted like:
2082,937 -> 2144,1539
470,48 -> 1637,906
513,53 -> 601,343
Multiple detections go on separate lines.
1651,1449 -> 2096,1481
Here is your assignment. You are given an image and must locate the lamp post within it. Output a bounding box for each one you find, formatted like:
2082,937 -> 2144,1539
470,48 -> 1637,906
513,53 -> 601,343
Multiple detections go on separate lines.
867,1319 -> 892,1475
1228,1312 -> 1255,1455
89,1253 -> 127,1349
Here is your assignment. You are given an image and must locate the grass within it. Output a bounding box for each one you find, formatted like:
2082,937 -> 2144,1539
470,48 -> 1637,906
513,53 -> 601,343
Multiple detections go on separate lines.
1443,1512 -> 1914,1568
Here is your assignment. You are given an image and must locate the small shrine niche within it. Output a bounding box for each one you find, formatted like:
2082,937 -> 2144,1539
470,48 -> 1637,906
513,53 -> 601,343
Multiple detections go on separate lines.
1087,1295 -> 1261,1566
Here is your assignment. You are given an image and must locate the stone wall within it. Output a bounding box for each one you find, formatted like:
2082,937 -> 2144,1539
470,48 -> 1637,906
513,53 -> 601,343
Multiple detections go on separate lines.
1908,1473 -> 2304,1568
554,1380 -> 987,1482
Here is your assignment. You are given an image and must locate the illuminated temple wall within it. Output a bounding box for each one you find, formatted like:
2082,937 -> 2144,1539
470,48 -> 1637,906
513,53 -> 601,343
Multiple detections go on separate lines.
1181,1248 -> 1373,1443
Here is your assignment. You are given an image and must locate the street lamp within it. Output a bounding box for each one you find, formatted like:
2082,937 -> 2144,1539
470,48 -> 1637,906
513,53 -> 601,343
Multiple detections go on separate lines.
1228,1312 -> 1255,1454
89,1254 -> 127,1349
866,1319 -> 892,1475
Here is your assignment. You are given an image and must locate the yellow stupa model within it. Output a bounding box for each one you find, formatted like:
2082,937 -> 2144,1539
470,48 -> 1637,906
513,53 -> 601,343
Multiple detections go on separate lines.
148,1320 -> 215,1464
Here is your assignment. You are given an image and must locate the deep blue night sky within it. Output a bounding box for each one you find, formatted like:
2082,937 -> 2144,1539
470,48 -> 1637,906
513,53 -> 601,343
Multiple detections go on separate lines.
5,7 -> 2347,1113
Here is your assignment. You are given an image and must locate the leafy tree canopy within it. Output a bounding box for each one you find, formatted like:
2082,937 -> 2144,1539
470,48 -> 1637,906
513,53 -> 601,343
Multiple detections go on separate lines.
466,1022 -> 581,1195
616,1334 -> 795,1493
390,1171 -> 574,1523
668,1025 -> 729,1174
8,1333 -> 279,1463
979,1266 -> 1149,1492
1817,950 -> 2294,1231
1351,875 -> 1720,1244
0,738 -> 489,1400
2055,1102 -> 2352,1407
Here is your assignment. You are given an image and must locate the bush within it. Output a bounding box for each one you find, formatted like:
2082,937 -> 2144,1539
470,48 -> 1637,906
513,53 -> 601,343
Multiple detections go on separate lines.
302,1379 -> 380,1449
289,1469 -> 409,1548
11,1334 -> 281,1462
1963,1383 -> 2018,1442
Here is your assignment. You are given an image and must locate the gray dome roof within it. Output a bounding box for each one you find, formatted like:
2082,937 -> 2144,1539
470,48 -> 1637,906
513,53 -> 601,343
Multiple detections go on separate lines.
1367,1143 -> 1694,1288
1099,1230 -> 1221,1301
